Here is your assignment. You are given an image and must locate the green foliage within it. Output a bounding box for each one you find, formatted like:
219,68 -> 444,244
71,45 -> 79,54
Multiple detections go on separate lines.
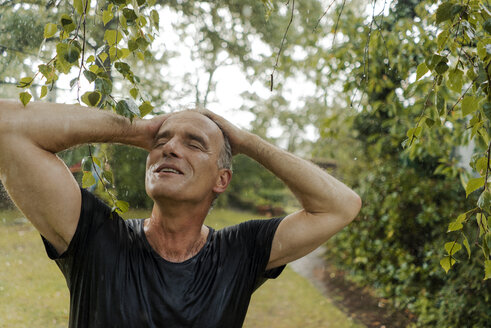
295,0 -> 491,326
485,259 -> 491,279
81,91 -> 102,107
139,101 -> 153,117
15,0 -> 159,113
404,0 -> 491,276
82,171 -> 96,188
8,0 -> 164,211
107,144 -> 153,209
325,149 -> 489,326
260,0 -> 275,19
18,91 -> 32,106
216,154 -> 293,210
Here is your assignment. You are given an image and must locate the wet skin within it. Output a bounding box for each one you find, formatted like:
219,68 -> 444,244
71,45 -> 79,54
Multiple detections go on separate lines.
145,111 -> 229,206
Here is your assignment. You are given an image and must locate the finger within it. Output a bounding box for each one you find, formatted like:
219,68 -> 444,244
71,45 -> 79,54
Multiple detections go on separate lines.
153,112 -> 172,122
196,108 -> 218,121
150,113 -> 171,129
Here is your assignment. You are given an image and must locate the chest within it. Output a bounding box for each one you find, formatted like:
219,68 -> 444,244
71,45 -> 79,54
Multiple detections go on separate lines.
77,231 -> 255,327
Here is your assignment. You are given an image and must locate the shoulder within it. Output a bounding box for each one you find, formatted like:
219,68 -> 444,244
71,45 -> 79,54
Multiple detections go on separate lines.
43,189 -> 121,260
238,217 -> 284,234
80,188 -> 112,220
76,189 -> 134,244
216,217 -> 284,243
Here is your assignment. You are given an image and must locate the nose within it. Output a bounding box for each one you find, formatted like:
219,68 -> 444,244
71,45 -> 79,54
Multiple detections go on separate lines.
161,137 -> 181,158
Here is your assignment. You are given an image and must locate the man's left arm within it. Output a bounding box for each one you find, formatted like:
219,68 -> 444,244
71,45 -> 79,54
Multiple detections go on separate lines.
203,110 -> 362,270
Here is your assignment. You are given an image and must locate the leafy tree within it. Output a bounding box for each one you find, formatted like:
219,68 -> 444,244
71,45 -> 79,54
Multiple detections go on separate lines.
292,0 -> 490,326
322,0 -> 491,276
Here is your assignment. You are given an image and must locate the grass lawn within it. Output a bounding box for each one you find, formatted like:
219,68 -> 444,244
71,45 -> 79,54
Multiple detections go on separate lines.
0,207 -> 362,328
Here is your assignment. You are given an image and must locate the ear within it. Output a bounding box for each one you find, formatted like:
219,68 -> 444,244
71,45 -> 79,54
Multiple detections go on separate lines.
212,168 -> 232,194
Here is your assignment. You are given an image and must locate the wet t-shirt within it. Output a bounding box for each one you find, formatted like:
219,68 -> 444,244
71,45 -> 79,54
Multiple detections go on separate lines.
42,189 -> 285,328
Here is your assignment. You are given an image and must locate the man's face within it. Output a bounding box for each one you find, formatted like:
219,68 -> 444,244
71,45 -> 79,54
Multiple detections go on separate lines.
145,111 -> 229,205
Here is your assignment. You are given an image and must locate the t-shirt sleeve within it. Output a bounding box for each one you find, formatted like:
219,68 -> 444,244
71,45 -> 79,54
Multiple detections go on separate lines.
41,188 -> 112,273
237,217 -> 286,290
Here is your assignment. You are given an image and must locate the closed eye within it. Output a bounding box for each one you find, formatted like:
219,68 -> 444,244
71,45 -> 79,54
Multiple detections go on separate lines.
154,140 -> 168,148
188,143 -> 202,150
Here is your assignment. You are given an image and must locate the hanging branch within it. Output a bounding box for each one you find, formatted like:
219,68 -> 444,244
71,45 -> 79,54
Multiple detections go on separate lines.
371,0 -> 391,73
446,76 -> 478,115
407,78 -> 438,147
362,0 -> 378,89
76,0 -> 89,101
270,0 -> 295,92
484,140 -> 491,193
87,145 -> 109,192
313,0 -> 337,32
349,0 -> 377,109
331,0 -> 346,48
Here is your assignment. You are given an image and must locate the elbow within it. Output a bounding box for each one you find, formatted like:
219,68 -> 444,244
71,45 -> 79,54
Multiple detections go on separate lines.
349,192 -> 362,221
341,191 -> 362,224
310,190 -> 362,224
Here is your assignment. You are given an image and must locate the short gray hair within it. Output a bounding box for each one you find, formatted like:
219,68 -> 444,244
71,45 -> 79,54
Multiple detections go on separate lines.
216,127 -> 232,171
187,108 -> 233,171
209,119 -> 232,210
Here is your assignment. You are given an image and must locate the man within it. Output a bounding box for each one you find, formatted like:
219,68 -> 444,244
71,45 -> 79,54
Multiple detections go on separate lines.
0,99 -> 361,327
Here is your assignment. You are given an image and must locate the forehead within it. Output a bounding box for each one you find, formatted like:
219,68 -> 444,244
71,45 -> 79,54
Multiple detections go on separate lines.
158,111 -> 223,144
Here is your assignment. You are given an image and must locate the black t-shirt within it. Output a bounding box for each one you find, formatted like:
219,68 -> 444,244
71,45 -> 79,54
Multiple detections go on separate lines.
42,189 -> 285,327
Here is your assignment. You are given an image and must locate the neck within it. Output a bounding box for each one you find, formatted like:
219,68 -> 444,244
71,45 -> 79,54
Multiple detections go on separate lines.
144,199 -> 211,263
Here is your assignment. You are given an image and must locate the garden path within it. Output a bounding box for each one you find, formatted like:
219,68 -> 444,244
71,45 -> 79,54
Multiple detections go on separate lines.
290,246 -> 415,328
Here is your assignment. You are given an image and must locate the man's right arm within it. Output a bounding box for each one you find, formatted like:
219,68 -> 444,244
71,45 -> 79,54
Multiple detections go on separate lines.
0,100 -> 164,254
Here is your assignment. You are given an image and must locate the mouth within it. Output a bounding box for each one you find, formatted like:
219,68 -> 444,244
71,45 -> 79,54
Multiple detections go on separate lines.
154,164 -> 184,175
